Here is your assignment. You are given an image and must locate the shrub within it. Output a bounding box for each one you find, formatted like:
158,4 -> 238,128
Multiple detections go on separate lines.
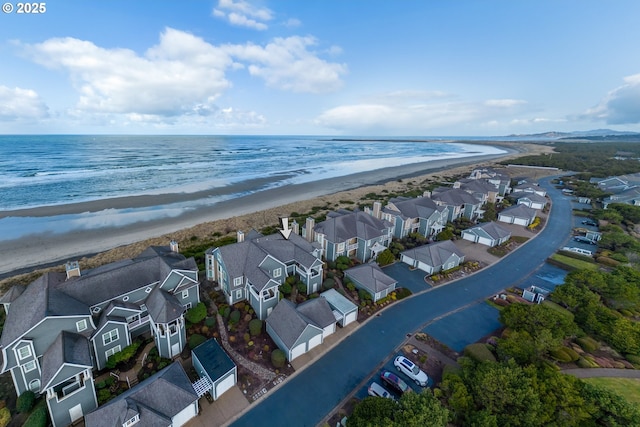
376,249 -> 395,266
204,316 -> 217,328
625,354 -> 640,366
549,347 -> 574,363
106,340 -> 142,369
22,404 -> 47,427
322,278 -> 335,290
185,302 -> 207,324
358,289 -> 372,302
249,319 -> 263,336
279,282 -> 292,295
229,310 -> 241,325
562,347 -> 580,362
222,306 -> 231,319
97,388 -> 112,404
16,391 -> 35,413
576,336 -> 599,352
596,256 -> 621,267
346,282 -> 356,292
0,407 -> 10,427
243,333 -> 251,343
296,282 -> 307,294
395,288 -> 412,299
188,334 -> 207,349
463,343 -> 497,362
271,349 -> 286,368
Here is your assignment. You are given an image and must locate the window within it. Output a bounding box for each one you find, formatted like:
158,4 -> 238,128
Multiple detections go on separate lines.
17,346 -> 31,360
262,288 -> 276,300
105,345 -> 121,359
233,277 -> 242,286
92,306 -> 101,314
337,243 -> 345,252
235,289 -> 243,300
28,379 -> 40,392
23,360 -> 37,373
183,302 -> 192,310
122,295 -> 130,302
273,268 -> 282,278
145,287 -> 152,293
76,319 -> 87,332
181,289 -> 189,299
102,329 -> 119,346
169,324 -> 177,335
123,415 -> 140,427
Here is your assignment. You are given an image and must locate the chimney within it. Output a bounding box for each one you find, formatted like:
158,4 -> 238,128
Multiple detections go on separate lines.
305,217 -> 315,242
169,240 -> 179,253
237,230 -> 245,243
373,201 -> 382,219
292,220 -> 300,235
423,190 -> 431,198
65,261 -> 81,279
453,181 -> 461,189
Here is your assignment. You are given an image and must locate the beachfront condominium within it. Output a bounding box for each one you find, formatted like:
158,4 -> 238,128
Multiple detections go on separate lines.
0,242 -> 199,427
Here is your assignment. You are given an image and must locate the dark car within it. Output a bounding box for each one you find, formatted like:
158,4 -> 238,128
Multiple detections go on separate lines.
380,370 -> 410,394
582,219 -> 598,227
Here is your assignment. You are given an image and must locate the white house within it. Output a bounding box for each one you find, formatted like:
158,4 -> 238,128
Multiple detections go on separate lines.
461,221 -> 511,247
400,240 -> 465,274
498,204 -> 537,226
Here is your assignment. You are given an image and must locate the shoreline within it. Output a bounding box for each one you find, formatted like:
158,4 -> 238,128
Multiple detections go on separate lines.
0,142 -> 546,280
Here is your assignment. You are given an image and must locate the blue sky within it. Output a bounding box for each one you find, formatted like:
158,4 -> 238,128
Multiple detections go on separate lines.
1,0 -> 640,136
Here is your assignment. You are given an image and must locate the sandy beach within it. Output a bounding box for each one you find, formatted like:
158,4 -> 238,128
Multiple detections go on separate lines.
0,141 -> 552,285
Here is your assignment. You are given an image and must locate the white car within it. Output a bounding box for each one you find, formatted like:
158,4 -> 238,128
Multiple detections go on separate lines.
394,355 -> 429,386
367,382 -> 395,400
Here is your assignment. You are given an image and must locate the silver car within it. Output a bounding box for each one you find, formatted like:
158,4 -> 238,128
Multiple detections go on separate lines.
367,382 -> 395,400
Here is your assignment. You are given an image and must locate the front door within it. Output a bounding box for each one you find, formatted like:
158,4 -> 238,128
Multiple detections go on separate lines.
171,342 -> 181,358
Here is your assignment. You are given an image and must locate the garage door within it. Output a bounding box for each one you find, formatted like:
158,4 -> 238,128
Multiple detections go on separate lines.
462,232 -> 476,242
514,218 -> 528,226
307,334 -> 322,350
290,343 -> 306,360
344,311 -> 357,325
478,237 -> 492,246
215,373 -> 236,400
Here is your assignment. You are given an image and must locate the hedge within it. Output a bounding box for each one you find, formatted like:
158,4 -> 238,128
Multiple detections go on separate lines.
23,402 -> 47,427
576,336 -> 599,352
106,340 -> 142,369
17,391 -> 36,413
463,343 -> 496,362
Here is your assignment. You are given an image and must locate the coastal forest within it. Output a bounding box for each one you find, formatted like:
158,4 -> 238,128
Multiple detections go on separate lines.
348,141 -> 640,427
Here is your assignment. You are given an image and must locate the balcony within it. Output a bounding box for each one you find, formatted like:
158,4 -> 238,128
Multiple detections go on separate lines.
128,315 -> 150,330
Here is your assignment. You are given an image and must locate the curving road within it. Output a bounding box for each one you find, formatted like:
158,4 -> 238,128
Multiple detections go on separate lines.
230,176 -> 574,427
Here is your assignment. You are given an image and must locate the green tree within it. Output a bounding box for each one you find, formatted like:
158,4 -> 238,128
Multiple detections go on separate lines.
347,396 -> 396,427
376,249 -> 395,266
394,389 -> 450,427
185,302 -> 207,324
16,390 -> 36,413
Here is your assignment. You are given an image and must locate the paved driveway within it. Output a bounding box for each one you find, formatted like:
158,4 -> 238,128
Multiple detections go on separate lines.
382,262 -> 431,294
230,176 -> 574,427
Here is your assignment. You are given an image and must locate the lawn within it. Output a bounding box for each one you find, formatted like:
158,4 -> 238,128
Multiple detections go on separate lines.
583,377 -> 640,405
549,253 -> 599,271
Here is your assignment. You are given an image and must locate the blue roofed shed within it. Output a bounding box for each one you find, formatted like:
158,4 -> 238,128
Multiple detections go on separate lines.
192,338 -> 237,401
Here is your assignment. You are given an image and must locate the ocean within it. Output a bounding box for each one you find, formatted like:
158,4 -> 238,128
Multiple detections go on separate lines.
0,135 -> 507,241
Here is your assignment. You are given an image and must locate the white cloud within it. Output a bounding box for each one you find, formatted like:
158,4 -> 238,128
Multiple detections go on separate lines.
283,18 -> 302,28
223,36 -> 347,93
0,86 -> 49,120
213,0 -> 273,31
316,94 -> 530,133
584,73 -> 640,124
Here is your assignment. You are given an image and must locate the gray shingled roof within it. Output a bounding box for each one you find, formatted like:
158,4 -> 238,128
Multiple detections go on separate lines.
431,188 -> 480,205
296,298 -> 336,329
266,300 -> 314,348
0,272 -> 89,348
345,264 -> 397,294
84,361 -> 197,427
385,196 -> 441,220
511,191 -> 547,204
56,247 -> 197,307
465,221 -> 511,241
0,285 -> 24,305
459,178 -> 498,194
499,204 -> 537,220
314,210 -> 391,243
145,287 -> 184,324
40,331 -> 93,392
401,240 -> 464,267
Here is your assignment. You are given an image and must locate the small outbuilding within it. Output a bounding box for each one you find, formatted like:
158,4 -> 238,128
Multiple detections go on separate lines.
498,204 -> 537,226
344,263 -> 397,302
320,288 -> 358,327
192,338 -> 237,401
400,240 -> 465,274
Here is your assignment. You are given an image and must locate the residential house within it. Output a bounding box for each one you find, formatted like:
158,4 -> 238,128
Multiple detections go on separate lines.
0,242 -> 199,427
461,221 -> 511,247
205,229 -> 324,320
498,204 -> 537,226
308,210 -> 393,263
457,178 -> 500,204
191,338 -> 236,401
513,183 -> 546,197
344,263 -> 397,302
602,187 -> 640,209
84,361 -> 198,427
320,289 -> 358,327
400,240 -> 465,274
468,167 -> 512,196
431,188 -> 484,222
266,298 -> 336,361
510,191 -> 548,210
369,197 -> 448,239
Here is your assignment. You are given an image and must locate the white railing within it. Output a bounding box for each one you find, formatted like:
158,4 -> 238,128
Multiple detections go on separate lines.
128,315 -> 150,330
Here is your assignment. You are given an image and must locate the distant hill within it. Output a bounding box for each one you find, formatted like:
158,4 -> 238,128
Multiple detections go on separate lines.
507,129 -> 640,141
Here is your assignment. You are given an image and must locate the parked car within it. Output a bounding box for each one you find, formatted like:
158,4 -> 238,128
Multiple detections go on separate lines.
380,370 -> 410,394
573,236 -> 596,245
394,355 -> 429,386
368,382 -> 395,400
582,219 -> 598,227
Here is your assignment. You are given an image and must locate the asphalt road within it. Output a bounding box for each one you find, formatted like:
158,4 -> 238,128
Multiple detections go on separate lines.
230,176 -> 574,427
